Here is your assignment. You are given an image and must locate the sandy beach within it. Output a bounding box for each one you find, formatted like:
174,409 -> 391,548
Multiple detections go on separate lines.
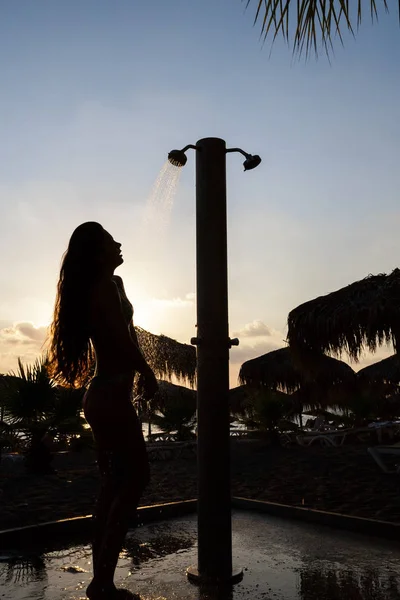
1,440 -> 400,532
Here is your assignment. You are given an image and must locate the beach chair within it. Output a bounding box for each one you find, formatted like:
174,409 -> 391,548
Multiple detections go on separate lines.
296,429 -> 348,447
368,442 -> 400,474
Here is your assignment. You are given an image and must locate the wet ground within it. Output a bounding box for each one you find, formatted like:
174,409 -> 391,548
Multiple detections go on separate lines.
1,511 -> 400,600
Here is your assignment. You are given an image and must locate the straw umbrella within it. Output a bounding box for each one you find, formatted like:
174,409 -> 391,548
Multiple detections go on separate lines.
131,329 -> 196,437
287,268 -> 400,362
238,347 -> 356,425
355,355 -> 400,423
80,327 -> 196,388
238,347 -> 355,392
135,326 -> 196,386
357,354 -> 400,386
150,380 -> 197,441
230,382 -> 289,414
229,384 -> 262,415
156,379 -> 197,409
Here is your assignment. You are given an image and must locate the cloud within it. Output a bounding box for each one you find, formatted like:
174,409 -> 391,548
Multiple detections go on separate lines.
14,322 -> 48,342
0,322 -> 48,345
0,322 -> 48,374
230,340 -> 285,366
232,320 -> 272,338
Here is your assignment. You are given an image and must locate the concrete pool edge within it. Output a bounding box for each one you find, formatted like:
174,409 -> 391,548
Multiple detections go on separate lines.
232,497 -> 400,541
0,499 -> 197,547
1,496 -> 399,547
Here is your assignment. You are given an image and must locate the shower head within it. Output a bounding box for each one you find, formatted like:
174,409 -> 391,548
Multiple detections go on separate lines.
168,144 -> 198,167
168,142 -> 261,171
168,149 -> 188,168
243,154 -> 262,171
226,147 -> 262,171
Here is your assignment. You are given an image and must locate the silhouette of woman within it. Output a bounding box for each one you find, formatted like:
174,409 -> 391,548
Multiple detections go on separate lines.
48,221 -> 158,600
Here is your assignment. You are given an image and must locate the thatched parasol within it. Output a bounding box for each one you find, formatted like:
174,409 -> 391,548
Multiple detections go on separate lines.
287,268 -> 400,362
357,354 -> 400,386
149,380 -> 197,440
155,379 -> 197,411
238,347 -> 355,394
229,383 -> 289,417
136,326 -> 196,386
229,385 -> 254,415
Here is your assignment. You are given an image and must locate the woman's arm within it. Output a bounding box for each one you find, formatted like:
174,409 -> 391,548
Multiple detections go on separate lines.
93,279 -> 153,376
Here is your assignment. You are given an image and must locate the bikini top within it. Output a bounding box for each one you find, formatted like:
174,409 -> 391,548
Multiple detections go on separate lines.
112,275 -> 134,324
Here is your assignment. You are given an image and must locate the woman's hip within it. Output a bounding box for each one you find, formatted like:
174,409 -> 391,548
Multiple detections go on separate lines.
83,381 -> 144,449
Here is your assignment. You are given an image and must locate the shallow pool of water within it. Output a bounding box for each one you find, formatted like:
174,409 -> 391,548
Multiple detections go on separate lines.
1,511 -> 400,599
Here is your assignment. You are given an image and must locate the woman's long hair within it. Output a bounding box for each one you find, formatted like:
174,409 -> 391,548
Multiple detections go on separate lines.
47,222 -> 106,387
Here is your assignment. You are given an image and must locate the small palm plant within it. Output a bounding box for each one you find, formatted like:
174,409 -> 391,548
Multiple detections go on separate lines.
234,387 -> 299,445
1,355 -> 87,471
1,356 -> 57,471
50,385 -> 87,449
150,381 -> 197,441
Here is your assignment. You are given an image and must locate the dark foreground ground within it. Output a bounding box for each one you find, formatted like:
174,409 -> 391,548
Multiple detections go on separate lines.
3,511 -> 400,600
1,440 -> 400,531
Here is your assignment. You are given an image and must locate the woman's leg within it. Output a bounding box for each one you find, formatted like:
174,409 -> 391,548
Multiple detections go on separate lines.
83,381 -> 149,598
83,390 -> 113,579
87,462 -> 149,599
92,477 -> 115,579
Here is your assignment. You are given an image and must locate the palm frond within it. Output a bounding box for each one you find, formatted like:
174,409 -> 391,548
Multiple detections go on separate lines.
236,387 -> 300,434
1,357 -> 57,425
245,1 -> 399,57
1,356 -> 85,441
149,381 -> 197,438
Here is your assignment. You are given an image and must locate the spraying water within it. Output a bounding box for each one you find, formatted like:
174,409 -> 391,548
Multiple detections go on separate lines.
141,161 -> 182,235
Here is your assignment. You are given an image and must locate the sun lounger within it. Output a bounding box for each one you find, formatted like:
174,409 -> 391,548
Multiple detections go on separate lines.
146,440 -> 196,461
368,442 -> 400,474
296,430 -> 348,447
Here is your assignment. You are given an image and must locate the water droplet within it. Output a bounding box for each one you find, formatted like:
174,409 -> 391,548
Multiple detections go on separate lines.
141,161 -> 182,237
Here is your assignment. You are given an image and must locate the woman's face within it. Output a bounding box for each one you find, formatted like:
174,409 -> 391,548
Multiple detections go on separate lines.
102,230 -> 123,269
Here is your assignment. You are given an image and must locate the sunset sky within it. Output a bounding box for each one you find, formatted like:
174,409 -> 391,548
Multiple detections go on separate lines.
1,1 -> 400,386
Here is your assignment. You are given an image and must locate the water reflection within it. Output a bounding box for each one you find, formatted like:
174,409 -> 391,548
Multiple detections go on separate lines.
0,553 -> 47,586
124,526 -> 195,567
299,566 -> 400,600
2,513 -> 400,600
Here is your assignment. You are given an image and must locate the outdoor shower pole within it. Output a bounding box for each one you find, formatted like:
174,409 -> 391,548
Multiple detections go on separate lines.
187,137 -> 242,584
168,136 -> 260,584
